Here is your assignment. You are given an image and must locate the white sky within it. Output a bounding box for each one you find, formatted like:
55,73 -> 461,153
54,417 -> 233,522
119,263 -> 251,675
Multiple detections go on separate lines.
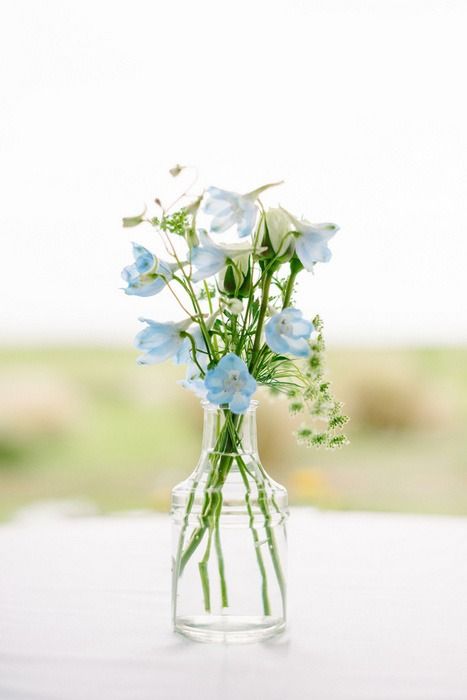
1,0 -> 466,346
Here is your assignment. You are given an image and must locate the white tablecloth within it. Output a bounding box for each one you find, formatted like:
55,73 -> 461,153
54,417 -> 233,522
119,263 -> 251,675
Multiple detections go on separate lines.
1,509 -> 466,700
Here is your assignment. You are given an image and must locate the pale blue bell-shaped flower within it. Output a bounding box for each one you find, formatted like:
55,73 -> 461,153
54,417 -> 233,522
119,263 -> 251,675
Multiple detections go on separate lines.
174,325 -> 208,365
134,317 -> 191,365
282,210 -> 339,271
204,353 -> 256,414
265,308 -> 314,357
178,360 -> 208,399
190,230 -> 255,283
203,187 -> 258,238
175,325 -> 209,396
122,243 -> 175,297
203,182 -> 283,238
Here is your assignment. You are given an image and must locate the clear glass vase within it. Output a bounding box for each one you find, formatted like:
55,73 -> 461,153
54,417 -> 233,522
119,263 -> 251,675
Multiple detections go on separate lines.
171,400 -> 288,643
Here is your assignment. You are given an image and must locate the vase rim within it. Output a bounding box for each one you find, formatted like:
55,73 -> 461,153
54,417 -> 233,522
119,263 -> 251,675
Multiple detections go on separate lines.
200,399 -> 259,412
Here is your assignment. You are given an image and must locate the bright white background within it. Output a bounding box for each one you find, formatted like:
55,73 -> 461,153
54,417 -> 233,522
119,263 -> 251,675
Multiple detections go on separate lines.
1,0 -> 466,346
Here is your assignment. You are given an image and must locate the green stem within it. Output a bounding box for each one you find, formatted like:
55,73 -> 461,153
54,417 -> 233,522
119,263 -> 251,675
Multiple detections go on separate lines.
282,268 -> 298,308
257,482 -> 286,611
181,332 -> 206,375
161,233 -> 217,362
179,420 -> 236,574
231,461 -> 271,613
249,271 -> 273,373
176,409 -> 286,618
226,415 -> 284,616
247,264 -> 299,378
198,528 -> 213,612
214,518 -> 228,608
203,280 -> 214,315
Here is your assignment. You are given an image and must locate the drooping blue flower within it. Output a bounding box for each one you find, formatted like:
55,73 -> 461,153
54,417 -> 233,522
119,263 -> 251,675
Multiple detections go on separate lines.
203,182 -> 283,238
134,317 -> 191,365
204,353 -> 256,414
178,360 -> 208,399
174,324 -> 208,366
265,308 -> 314,357
122,243 -> 175,297
282,209 -> 339,271
176,325 -> 210,397
190,230 -> 254,283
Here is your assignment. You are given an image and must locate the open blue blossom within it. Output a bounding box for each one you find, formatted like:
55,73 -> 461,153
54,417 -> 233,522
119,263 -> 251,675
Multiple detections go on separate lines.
134,317 -> 191,365
265,308 -> 314,357
122,243 -> 175,297
283,210 -> 339,271
203,187 -> 258,238
190,230 -> 254,283
203,182 -> 283,238
204,353 -> 256,414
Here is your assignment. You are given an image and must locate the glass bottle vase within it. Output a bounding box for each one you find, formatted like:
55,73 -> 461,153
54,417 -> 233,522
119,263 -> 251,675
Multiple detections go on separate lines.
171,400 -> 288,643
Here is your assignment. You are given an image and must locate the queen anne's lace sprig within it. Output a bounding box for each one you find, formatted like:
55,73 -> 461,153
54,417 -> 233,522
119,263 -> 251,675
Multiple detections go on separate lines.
121,167 -> 348,448
293,315 -> 350,449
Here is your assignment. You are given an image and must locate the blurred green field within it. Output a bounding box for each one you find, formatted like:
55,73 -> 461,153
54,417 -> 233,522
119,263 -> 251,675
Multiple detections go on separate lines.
0,346 -> 466,520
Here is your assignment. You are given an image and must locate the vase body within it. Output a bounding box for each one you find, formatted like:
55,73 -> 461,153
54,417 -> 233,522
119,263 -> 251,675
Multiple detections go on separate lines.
171,401 -> 288,643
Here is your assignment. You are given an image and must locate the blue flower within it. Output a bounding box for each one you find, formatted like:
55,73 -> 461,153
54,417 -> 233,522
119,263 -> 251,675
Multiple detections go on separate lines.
122,243 -> 175,297
283,210 -> 339,271
190,230 -> 254,283
204,353 -> 256,414
177,327 -> 210,397
265,308 -> 314,357
174,325 -> 208,366
134,317 -> 191,365
179,361 -> 208,399
203,187 -> 258,238
203,182 -> 283,238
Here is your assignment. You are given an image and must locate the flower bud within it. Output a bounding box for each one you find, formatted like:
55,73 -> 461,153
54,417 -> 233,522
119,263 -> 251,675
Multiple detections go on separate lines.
218,254 -> 251,297
169,164 -> 185,177
221,297 -> 244,315
262,208 -> 295,262
122,206 -> 146,228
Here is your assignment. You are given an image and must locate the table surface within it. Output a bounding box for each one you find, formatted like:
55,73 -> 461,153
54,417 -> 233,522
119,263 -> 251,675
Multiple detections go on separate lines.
0,508 -> 466,700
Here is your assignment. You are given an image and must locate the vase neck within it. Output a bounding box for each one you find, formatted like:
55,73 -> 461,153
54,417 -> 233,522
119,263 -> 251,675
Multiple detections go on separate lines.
200,401 -> 259,458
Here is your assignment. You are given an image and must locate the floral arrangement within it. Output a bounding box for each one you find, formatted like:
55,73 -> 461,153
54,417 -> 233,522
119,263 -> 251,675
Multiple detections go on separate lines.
121,166 -> 348,448
121,166 -> 349,629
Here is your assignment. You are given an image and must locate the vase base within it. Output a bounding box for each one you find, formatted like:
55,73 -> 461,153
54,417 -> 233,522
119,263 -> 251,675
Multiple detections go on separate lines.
174,615 -> 286,644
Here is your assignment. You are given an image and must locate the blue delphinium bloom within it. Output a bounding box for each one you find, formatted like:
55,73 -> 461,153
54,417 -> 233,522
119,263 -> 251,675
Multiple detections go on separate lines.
122,243 -> 175,297
283,210 -> 339,271
134,317 -> 191,365
177,326 -> 209,397
203,187 -> 258,238
265,308 -> 314,357
190,230 -> 253,283
174,325 -> 208,365
204,353 -> 256,414
178,360 -> 208,399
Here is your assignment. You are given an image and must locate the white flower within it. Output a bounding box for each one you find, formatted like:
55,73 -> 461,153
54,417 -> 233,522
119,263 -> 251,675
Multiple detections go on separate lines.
263,208 -> 296,258
221,297 -> 244,315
